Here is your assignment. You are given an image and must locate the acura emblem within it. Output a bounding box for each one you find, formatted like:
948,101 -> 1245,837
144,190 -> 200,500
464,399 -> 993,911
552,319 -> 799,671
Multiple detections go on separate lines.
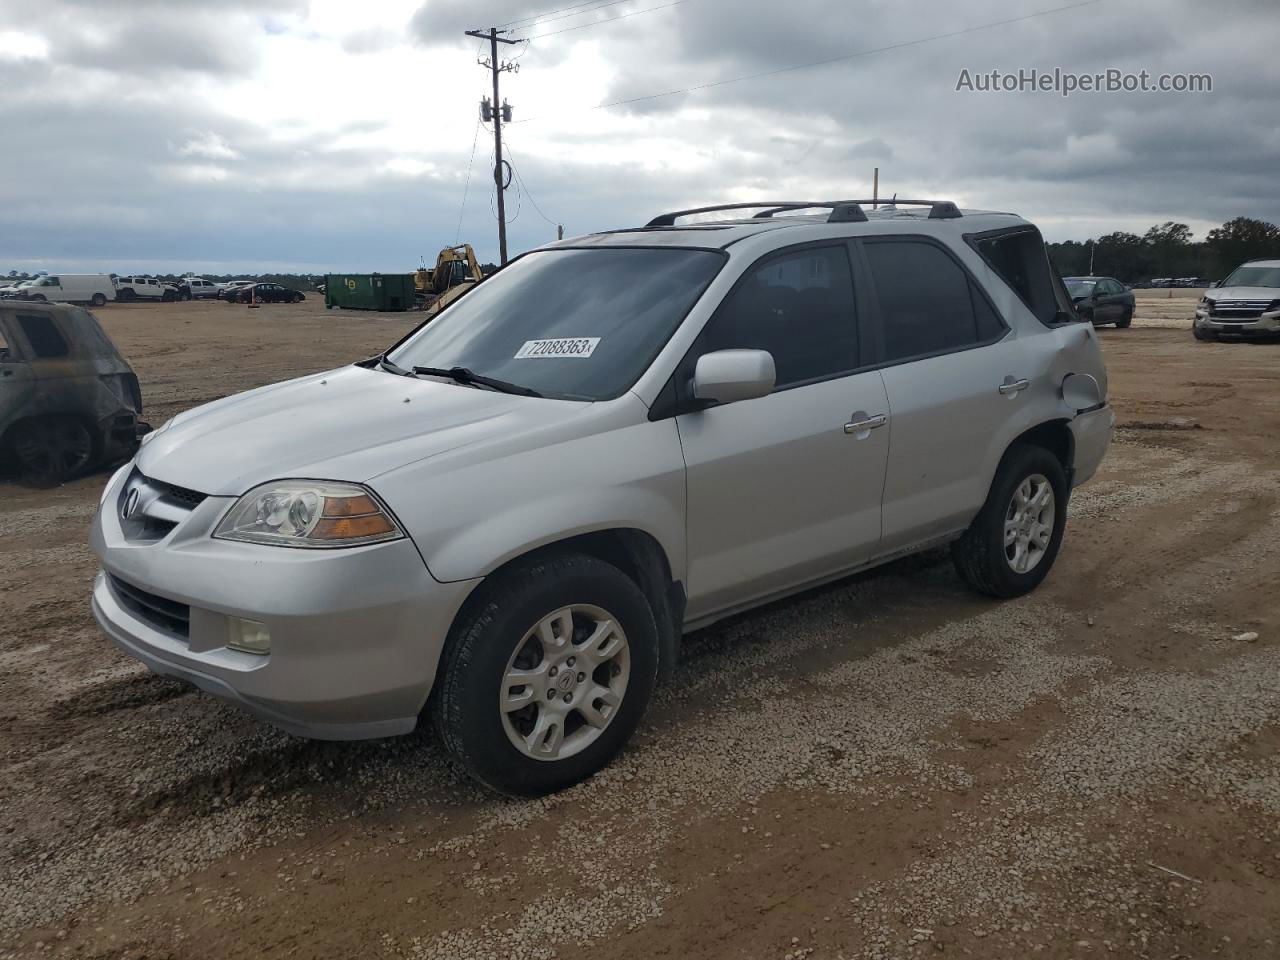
121,488 -> 140,520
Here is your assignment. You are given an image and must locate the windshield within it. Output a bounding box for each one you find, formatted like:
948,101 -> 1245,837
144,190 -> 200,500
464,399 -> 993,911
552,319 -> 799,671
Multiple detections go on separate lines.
1064,279 -> 1096,299
1220,265 -> 1280,289
388,247 -> 725,401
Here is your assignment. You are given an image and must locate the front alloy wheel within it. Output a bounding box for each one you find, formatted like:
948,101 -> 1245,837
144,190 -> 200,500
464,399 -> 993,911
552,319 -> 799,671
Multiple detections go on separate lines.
433,553 -> 659,796
500,605 -> 630,761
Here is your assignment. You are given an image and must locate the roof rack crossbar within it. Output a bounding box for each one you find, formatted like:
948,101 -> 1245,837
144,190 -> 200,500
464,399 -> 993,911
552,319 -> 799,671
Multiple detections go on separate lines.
645,199 -> 960,228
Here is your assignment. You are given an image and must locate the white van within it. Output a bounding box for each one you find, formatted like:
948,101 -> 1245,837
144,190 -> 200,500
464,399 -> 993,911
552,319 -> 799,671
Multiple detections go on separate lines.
13,274 -> 116,306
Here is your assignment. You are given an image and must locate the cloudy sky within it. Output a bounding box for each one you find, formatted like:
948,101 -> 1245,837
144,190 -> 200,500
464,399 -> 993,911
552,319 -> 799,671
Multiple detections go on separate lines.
1,0 -> 1277,274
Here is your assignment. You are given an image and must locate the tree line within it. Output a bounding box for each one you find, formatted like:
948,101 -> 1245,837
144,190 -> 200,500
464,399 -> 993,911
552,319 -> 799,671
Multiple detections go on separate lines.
1047,216 -> 1280,284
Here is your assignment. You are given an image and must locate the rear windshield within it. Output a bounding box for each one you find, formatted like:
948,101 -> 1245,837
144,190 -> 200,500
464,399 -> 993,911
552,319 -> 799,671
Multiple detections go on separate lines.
1220,265 -> 1280,289
388,248 -> 725,401
1065,279 -> 1097,299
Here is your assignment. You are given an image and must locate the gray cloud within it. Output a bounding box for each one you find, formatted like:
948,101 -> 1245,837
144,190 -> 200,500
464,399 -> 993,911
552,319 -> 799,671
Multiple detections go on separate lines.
2,0 -> 1278,274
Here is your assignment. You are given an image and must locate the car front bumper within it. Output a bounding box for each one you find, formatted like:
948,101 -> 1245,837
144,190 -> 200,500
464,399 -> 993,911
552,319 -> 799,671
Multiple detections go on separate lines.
1069,403 -> 1114,488
1194,310 -> 1280,338
89,464 -> 479,740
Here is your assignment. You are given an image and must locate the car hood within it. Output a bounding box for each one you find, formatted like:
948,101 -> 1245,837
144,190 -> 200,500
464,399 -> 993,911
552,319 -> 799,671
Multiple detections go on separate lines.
1205,286 -> 1280,302
137,364 -> 591,496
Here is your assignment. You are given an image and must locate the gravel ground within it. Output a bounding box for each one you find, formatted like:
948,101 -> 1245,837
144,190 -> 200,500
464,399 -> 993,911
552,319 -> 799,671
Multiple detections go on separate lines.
1,298 -> 1278,959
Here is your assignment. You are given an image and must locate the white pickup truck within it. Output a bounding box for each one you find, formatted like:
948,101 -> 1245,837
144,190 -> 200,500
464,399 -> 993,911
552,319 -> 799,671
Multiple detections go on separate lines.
7,274 -> 117,306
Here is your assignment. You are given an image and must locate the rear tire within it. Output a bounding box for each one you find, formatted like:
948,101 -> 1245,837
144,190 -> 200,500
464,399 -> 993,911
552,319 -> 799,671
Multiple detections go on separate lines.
432,553 -> 659,796
951,444 -> 1069,598
1115,307 -> 1133,328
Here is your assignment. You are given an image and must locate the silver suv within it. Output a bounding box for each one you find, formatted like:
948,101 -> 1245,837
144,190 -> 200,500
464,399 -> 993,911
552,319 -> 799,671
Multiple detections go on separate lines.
89,199 -> 1114,795
1194,258 -> 1280,341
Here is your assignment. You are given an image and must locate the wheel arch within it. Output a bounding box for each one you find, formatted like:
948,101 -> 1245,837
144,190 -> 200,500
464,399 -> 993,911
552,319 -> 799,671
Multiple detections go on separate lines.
1005,418 -> 1075,482
458,528 -> 684,684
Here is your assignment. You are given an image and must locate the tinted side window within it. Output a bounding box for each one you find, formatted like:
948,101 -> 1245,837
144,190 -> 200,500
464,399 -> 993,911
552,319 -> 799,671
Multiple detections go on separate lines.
697,245 -> 858,388
864,240 -> 996,362
0,323 -> 11,359
971,229 -> 1061,325
17,315 -> 69,358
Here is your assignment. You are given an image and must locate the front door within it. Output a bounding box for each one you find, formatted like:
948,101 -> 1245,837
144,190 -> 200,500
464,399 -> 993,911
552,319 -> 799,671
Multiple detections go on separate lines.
676,243 -> 890,620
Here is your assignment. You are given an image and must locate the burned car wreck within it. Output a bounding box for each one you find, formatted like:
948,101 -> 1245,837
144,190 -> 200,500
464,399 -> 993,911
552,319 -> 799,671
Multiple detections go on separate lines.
1,301 -> 147,484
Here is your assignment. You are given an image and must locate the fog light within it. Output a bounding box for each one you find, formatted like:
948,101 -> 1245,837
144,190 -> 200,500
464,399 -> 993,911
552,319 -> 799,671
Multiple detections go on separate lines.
227,617 -> 271,656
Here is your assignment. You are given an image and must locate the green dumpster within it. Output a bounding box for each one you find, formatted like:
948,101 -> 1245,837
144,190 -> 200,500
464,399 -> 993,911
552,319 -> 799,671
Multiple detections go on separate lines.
324,273 -> 416,312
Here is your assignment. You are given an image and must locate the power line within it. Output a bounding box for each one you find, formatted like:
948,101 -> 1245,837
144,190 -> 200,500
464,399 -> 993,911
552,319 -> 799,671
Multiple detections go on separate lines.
514,0 -> 1104,121
524,0 -> 689,40
455,117 -> 482,244
503,144 -> 560,227
497,0 -> 624,30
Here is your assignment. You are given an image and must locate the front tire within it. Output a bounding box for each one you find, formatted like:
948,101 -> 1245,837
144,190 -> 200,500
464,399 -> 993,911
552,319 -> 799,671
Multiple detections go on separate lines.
951,444 -> 1069,598
1115,307 -> 1133,328
9,416 -> 94,486
432,553 -> 659,796
90,293 -> 107,307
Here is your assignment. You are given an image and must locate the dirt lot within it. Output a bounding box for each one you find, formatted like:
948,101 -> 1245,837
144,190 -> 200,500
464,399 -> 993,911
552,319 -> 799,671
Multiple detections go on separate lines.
3,293 -> 1279,960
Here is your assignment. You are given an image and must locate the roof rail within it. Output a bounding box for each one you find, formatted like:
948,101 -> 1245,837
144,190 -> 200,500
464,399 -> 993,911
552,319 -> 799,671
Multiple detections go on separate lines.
645,198 -> 961,227
646,202 -> 832,227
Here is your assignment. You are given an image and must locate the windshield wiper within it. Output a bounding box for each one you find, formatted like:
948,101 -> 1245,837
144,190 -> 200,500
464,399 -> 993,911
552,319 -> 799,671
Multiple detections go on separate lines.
376,354 -> 414,377
412,366 -> 543,398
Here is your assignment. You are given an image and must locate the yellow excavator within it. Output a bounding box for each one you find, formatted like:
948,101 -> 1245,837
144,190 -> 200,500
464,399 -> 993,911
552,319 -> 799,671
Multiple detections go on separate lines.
415,244 -> 483,316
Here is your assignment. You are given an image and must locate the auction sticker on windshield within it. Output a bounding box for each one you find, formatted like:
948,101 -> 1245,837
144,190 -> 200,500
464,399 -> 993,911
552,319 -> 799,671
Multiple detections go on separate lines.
514,338 -> 600,359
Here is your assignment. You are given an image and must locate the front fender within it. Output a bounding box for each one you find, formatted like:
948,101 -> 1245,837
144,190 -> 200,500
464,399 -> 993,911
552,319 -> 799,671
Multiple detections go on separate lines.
373,413 -> 688,585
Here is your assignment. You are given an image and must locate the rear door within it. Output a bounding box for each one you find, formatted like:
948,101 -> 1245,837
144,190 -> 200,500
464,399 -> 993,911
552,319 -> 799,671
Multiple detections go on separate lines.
675,242 -> 890,619
856,236 -> 1027,554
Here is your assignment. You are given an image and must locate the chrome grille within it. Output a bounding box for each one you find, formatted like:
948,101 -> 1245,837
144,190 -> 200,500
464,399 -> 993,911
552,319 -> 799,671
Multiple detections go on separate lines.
117,469 -> 208,541
1210,299 -> 1273,321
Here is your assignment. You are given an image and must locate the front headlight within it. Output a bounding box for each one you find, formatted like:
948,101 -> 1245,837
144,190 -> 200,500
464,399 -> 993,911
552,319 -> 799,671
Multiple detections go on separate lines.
214,480 -> 404,549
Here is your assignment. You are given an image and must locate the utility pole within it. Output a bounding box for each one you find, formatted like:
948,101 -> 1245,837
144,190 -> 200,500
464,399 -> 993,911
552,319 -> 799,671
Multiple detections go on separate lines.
465,27 -> 520,265
872,167 -> 879,209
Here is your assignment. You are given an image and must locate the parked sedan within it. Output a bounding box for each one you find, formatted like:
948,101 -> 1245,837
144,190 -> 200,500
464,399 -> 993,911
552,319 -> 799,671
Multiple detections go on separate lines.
215,281 -> 256,301
227,283 -> 305,304
1064,276 -> 1135,328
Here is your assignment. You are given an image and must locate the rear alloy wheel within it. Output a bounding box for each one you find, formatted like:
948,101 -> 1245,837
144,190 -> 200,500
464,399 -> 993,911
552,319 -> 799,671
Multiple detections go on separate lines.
10,416 -> 94,485
952,444 -> 1068,598
433,553 -> 659,796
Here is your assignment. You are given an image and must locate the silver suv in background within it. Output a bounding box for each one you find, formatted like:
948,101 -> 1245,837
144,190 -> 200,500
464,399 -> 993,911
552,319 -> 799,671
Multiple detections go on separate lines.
1194,259 -> 1280,341
89,199 -> 1113,796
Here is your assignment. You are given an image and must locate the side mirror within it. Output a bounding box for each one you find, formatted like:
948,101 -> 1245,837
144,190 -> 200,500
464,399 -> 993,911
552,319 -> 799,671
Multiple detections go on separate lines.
692,349 -> 775,405
1062,372 -> 1103,412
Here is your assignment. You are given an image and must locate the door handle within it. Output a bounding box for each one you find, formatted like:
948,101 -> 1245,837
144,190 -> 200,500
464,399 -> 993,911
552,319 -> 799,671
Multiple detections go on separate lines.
844,413 -> 887,435
998,377 -> 1030,397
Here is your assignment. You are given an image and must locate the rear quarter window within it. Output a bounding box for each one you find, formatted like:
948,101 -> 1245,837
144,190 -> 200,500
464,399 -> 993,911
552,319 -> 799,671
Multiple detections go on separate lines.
968,228 -> 1070,326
